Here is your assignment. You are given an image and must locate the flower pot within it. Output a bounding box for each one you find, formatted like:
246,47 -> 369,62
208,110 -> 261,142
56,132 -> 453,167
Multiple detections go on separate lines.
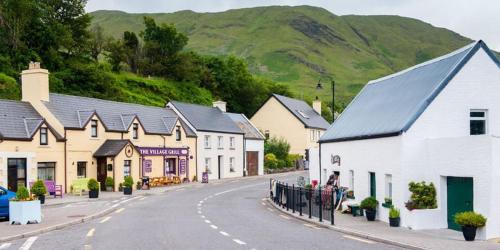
9,200 -> 42,225
37,195 -> 45,205
389,217 -> 400,227
461,226 -> 477,241
106,186 -> 113,192
365,209 -> 376,221
123,187 -> 132,195
89,189 -> 99,199
136,184 -> 142,190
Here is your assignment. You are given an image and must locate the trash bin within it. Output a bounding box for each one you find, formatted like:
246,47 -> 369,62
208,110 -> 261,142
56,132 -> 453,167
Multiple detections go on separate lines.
142,176 -> 150,190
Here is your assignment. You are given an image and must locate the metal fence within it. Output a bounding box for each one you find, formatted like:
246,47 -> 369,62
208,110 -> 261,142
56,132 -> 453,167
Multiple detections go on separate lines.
270,179 -> 335,225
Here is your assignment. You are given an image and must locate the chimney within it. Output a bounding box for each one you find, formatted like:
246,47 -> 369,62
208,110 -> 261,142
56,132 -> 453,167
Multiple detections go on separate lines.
213,100 -> 227,112
312,96 -> 321,114
21,62 -> 49,102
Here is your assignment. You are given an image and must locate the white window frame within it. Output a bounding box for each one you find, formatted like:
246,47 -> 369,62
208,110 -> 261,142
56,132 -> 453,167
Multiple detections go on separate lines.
204,158 -> 211,174
229,137 -> 235,149
218,136 -> 224,149
385,174 -> 392,199
229,157 -> 235,172
204,135 -> 211,149
349,170 -> 354,191
470,109 -> 488,135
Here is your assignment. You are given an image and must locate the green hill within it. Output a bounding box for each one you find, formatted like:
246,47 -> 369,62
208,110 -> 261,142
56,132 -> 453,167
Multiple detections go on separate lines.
91,6 -> 473,105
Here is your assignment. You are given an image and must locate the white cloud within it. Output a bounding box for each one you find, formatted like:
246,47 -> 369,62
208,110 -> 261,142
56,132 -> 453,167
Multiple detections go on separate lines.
86,0 -> 500,50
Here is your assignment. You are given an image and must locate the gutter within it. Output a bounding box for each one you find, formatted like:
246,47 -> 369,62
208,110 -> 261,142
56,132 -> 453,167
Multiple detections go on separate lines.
318,131 -> 402,144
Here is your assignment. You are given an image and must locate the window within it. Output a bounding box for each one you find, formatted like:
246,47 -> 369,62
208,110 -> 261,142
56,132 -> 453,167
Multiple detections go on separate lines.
91,120 -> 98,138
37,162 -> 55,181
310,130 -> 315,141
77,162 -> 87,178
349,170 -> 354,191
470,110 -> 487,135
40,127 -> 48,145
264,130 -> 270,140
385,174 -> 393,199
204,135 -> 211,149
229,137 -> 235,149
229,157 -> 235,172
317,130 -> 321,140
132,123 -> 139,139
124,160 -> 131,177
175,126 -> 181,141
218,136 -> 223,149
204,158 -> 211,174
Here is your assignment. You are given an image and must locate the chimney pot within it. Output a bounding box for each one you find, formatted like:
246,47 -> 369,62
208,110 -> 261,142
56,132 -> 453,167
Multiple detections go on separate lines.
21,62 -> 50,102
213,101 -> 227,112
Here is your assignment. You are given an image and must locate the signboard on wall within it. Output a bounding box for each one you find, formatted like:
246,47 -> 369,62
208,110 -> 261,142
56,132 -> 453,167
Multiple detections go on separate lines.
202,172 -> 209,183
137,147 -> 189,156
143,159 -> 152,173
179,159 -> 186,174
331,155 -> 341,166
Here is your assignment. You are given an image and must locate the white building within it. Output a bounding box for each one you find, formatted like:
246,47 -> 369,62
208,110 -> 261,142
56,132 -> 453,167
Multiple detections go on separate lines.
315,41 -> 500,239
167,101 -> 245,180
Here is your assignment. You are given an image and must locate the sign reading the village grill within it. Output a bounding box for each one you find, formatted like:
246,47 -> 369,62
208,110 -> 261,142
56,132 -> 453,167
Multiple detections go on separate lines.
137,147 -> 189,156
331,155 -> 341,166
179,159 -> 186,174
143,159 -> 152,173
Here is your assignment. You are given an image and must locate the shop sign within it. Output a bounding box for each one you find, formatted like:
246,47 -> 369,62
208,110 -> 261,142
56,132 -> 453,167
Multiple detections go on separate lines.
202,172 -> 209,183
143,159 -> 152,173
179,159 -> 186,174
137,147 -> 189,156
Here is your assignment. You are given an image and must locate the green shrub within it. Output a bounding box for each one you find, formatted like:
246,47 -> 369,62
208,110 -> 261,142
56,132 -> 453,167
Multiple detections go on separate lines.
286,154 -> 301,168
264,137 -> 290,160
304,184 -> 313,190
88,178 -> 100,191
408,181 -> 437,209
360,197 -> 379,210
277,159 -> 286,169
264,153 -> 278,169
389,207 -> 400,218
15,186 -> 31,201
454,211 -> 487,228
123,176 -> 134,188
30,180 -> 47,197
105,177 -> 114,187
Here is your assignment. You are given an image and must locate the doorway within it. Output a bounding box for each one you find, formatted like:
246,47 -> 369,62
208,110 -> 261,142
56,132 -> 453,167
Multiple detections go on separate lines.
447,177 -> 473,230
97,158 -> 107,191
246,151 -> 258,176
7,158 -> 27,192
218,156 -> 223,179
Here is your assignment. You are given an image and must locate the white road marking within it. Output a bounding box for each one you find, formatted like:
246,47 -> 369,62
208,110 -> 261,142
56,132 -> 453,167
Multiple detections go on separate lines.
199,200 -> 204,204
120,197 -> 127,200
139,197 -> 146,201
304,224 -> 321,230
19,237 -> 37,250
87,228 -> 95,237
64,204 -> 71,208
233,239 -> 246,245
214,183 -> 262,196
112,200 -> 120,203
204,220 -> 211,224
201,215 -> 205,218
343,235 -> 375,244
115,208 -> 125,214
111,203 -> 119,208
210,225 -> 218,229
279,215 -> 290,220
100,216 -> 111,223
84,244 -> 92,250
261,202 -> 266,206
204,198 -> 208,201
261,198 -> 267,201
267,208 -> 274,212
197,211 -> 202,214
220,231 -> 230,237
0,243 -> 12,249
176,188 -> 185,191
197,203 -> 201,207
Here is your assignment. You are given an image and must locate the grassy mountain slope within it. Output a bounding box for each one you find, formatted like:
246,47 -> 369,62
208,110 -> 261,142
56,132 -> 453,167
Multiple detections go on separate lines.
91,6 -> 473,104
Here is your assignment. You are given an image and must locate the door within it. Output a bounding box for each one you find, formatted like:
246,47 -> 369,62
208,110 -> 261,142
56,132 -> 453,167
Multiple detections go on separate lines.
447,177 -> 473,230
7,158 -> 27,192
97,158 -> 107,191
165,159 -> 176,175
218,156 -> 223,179
246,151 -> 258,176
369,172 -> 376,198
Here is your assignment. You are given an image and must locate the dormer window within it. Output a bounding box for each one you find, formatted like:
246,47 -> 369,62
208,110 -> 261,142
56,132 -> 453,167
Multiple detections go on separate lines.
91,120 -> 98,138
133,123 -> 139,139
470,110 -> 487,135
40,127 -> 48,145
175,126 -> 181,141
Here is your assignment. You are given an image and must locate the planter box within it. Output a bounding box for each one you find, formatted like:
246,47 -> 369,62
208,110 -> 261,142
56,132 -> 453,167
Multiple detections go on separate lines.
405,208 -> 445,230
9,200 -> 42,225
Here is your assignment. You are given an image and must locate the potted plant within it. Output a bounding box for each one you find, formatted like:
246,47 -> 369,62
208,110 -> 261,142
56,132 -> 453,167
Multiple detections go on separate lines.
389,207 -> 400,227
136,181 -> 142,190
382,197 -> 392,208
304,184 -> 313,200
105,177 -> 114,192
30,180 -> 47,205
360,197 -> 379,221
87,179 -> 99,199
123,176 -> 133,195
454,211 -> 487,241
118,183 -> 123,192
9,186 -> 41,225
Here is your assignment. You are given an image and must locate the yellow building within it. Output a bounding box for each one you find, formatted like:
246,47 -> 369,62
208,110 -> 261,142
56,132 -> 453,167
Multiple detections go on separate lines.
0,62 -> 198,193
250,94 -> 330,156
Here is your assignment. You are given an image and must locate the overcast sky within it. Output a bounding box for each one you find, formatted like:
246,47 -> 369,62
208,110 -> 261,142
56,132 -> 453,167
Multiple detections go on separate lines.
86,0 -> 500,50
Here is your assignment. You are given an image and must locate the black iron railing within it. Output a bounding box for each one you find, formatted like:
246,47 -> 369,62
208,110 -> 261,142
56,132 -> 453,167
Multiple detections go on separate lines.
270,179 -> 335,225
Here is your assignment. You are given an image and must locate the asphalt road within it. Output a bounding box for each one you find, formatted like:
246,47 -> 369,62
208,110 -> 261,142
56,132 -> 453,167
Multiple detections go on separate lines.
3,172 -> 404,250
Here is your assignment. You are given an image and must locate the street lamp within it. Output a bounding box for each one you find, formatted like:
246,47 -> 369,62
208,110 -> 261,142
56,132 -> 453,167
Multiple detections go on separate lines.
316,76 -> 335,121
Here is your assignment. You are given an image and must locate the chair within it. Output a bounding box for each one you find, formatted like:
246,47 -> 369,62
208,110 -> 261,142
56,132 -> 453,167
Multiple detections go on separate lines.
71,178 -> 100,196
29,180 -> 63,198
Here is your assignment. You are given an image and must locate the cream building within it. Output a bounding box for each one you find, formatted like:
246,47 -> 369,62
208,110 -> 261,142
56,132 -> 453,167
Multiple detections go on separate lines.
250,94 -> 330,157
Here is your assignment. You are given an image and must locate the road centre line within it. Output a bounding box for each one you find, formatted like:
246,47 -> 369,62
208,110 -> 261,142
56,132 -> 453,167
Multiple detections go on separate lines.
279,215 -> 290,220
139,197 -> 146,201
0,243 -> 12,249
87,228 -> 95,237
267,208 -> 274,212
115,208 -> 125,213
19,237 -> 37,250
233,239 -> 246,245
214,183 -> 262,196
343,235 -> 375,244
204,220 -> 211,224
210,225 -> 218,229
219,231 -> 230,237
100,216 -> 111,223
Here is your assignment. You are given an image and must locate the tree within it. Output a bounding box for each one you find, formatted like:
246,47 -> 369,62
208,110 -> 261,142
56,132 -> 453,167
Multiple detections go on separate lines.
123,31 -> 140,73
89,24 -> 105,61
104,39 -> 125,72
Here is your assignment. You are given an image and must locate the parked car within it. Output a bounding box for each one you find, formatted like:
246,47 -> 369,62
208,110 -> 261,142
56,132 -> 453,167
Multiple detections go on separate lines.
0,186 -> 16,219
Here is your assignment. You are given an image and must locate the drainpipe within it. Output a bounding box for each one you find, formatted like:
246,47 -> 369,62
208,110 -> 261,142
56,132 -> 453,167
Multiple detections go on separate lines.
319,142 -> 322,185
242,136 -> 246,177
64,130 -> 67,193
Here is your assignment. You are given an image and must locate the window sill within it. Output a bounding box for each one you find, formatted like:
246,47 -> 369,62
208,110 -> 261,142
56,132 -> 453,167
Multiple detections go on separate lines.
90,137 -> 100,140
204,147 -> 211,149
218,148 -> 224,150
39,144 -> 49,148
229,147 -> 235,150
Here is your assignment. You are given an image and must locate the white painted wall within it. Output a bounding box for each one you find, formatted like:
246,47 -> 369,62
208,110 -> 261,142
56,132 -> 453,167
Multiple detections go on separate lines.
244,139 -> 264,176
308,147 -> 320,183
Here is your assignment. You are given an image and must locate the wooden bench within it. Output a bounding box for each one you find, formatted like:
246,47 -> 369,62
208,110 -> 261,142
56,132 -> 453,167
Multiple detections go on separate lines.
71,178 -> 100,196
29,180 -> 63,198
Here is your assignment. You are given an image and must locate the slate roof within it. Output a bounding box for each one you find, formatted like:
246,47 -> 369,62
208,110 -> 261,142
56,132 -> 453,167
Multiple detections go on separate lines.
168,101 -> 244,134
0,100 -> 45,140
94,140 -> 130,157
226,113 -> 265,140
320,40 -> 500,143
270,94 -> 330,130
43,93 -> 195,137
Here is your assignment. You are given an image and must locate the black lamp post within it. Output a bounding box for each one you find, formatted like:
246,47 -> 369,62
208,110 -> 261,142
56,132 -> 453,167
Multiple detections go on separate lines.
316,76 -> 335,121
